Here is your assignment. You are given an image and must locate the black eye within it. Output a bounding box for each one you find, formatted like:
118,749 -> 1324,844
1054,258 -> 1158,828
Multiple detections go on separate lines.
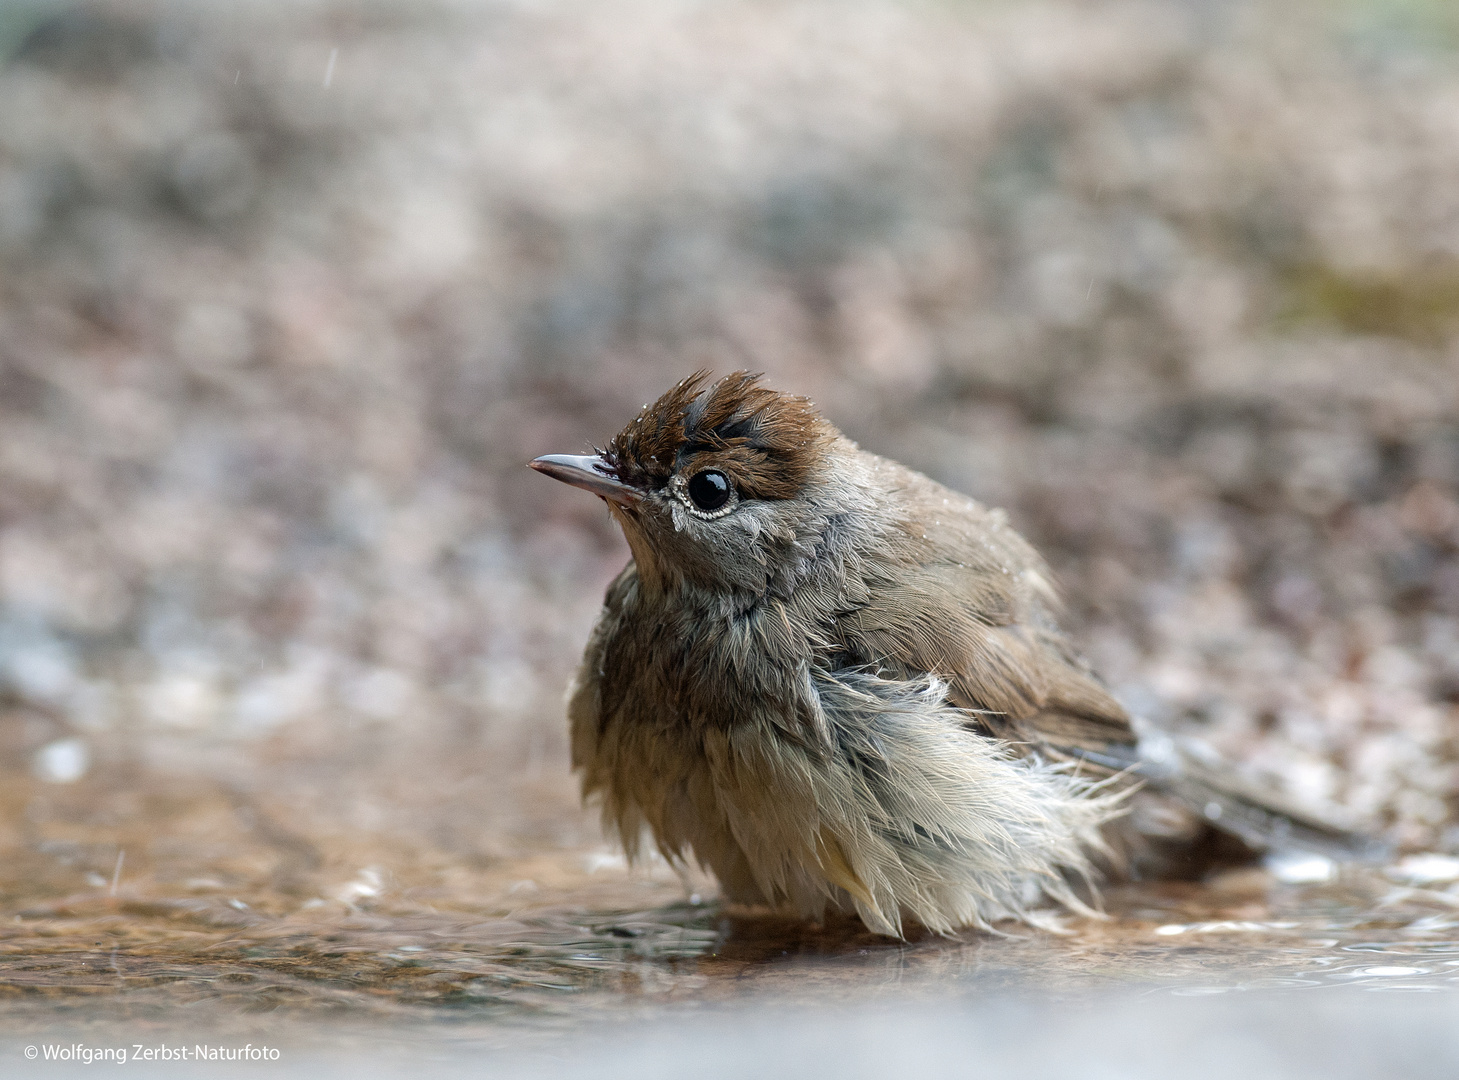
686,470 -> 732,512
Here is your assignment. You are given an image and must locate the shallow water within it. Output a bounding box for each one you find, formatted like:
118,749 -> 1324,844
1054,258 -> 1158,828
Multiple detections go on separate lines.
5,845 -> 1459,1047
4,770 -> 1459,1075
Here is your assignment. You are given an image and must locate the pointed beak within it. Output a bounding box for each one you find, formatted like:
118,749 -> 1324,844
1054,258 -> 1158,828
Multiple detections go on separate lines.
528,453 -> 642,505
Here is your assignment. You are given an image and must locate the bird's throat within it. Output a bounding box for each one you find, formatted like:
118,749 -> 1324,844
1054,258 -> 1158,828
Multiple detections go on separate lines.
610,508 -> 669,594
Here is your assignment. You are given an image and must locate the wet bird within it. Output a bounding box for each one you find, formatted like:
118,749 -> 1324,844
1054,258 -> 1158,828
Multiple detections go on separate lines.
530,372 -> 1368,936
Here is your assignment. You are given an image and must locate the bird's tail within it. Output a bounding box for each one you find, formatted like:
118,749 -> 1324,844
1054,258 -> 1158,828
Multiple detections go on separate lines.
1134,729 -> 1389,863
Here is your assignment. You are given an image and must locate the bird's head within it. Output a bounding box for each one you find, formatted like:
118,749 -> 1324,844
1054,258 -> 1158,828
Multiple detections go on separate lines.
530,372 -> 842,596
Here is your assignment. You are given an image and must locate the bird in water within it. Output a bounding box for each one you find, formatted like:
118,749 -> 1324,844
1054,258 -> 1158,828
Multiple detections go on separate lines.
530,371 -> 1371,936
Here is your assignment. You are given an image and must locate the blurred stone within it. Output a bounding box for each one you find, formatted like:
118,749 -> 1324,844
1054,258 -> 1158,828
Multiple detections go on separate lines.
171,131 -> 257,221
32,736 -> 88,784
1265,852 -> 1335,885
173,302 -> 254,370
1387,852 -> 1459,886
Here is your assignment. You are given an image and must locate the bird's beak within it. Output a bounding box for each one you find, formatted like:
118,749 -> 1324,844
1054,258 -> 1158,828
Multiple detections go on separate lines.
528,453 -> 642,505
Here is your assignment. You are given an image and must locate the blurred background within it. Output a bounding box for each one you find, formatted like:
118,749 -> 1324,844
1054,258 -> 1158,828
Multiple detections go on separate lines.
3,0 -> 1459,917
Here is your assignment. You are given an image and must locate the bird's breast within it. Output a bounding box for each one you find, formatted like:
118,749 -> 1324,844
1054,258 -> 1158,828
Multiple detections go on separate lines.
599,587 -> 832,742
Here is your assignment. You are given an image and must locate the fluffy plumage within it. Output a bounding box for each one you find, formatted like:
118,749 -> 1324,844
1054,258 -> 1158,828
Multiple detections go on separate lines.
534,372 -> 1367,936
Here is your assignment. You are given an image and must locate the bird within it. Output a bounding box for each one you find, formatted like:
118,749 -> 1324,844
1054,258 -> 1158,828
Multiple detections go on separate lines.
529,371 -> 1372,937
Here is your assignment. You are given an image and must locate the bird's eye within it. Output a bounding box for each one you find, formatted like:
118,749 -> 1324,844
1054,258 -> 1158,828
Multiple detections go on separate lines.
686,470 -> 732,512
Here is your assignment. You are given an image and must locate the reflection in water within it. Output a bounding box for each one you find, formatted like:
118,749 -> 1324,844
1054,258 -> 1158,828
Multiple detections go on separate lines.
5,758 -> 1459,1070
4,845 -> 1459,1041
3,768 -> 1459,1076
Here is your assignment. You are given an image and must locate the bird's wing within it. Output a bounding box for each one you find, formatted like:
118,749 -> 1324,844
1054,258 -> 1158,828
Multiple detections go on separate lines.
835,468 -> 1139,776
829,460 -> 1382,857
839,576 -> 1140,775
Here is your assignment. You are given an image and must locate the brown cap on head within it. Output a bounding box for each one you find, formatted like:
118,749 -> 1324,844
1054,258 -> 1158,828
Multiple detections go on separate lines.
601,371 -> 831,501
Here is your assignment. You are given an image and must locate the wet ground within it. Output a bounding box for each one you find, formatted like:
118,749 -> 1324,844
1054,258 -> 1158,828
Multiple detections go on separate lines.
3,720 -> 1458,1077
8,855 -> 1459,1022
4,811 -> 1459,1076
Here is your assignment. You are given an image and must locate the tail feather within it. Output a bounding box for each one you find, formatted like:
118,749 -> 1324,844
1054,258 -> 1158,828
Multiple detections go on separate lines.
1132,728 -> 1389,863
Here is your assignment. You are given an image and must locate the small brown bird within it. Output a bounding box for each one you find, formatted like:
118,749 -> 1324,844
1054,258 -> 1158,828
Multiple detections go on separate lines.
531,372 -> 1368,936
